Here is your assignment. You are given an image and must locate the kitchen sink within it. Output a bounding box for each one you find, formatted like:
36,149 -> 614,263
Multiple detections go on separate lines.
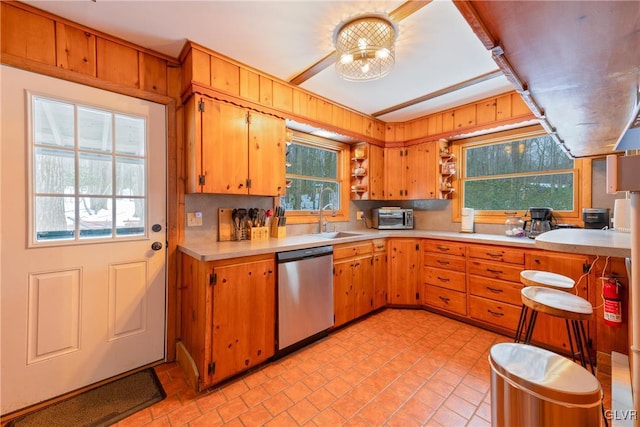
314,231 -> 362,239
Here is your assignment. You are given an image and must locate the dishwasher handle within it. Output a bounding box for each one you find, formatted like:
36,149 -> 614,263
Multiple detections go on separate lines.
277,245 -> 333,263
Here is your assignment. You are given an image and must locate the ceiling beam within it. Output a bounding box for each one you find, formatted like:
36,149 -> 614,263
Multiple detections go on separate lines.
371,69 -> 504,118
289,0 -> 432,86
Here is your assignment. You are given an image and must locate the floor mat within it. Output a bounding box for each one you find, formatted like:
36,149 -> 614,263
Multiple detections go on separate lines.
7,368 -> 166,427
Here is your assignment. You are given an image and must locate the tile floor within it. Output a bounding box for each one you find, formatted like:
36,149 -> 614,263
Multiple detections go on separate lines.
115,309 -> 611,426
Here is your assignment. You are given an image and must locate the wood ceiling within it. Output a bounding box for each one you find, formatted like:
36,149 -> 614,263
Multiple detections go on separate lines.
454,0 -> 640,158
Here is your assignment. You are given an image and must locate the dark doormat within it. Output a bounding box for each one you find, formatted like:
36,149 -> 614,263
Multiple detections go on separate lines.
7,368 -> 166,427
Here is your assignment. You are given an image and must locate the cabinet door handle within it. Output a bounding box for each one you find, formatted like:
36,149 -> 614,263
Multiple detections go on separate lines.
488,309 -> 504,317
437,276 -> 450,282
486,252 -> 502,258
436,260 -> 450,265
439,296 -> 450,303
437,246 -> 450,251
486,286 -> 503,293
487,268 -> 503,274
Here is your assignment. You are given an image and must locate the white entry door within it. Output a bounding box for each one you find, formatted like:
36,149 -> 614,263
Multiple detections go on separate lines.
0,66 -> 167,415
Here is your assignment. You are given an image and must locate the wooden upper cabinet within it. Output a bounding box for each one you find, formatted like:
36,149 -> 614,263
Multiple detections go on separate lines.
384,147 -> 405,200
1,3 -> 55,66
405,142 -> 437,199
247,111 -> 287,196
187,96 -> 286,196
56,23 -> 96,76
385,142 -> 437,200
97,38 -> 139,88
369,144 -> 385,199
200,97 -> 249,194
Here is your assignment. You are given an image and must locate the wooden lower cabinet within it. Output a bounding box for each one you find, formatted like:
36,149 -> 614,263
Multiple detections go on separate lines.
467,244 -> 525,335
388,238 -> 421,305
333,242 -> 373,328
372,239 -> 388,310
422,239 -> 467,315
180,253 -> 275,391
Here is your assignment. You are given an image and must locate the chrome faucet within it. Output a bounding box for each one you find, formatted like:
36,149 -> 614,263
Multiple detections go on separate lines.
318,186 -> 336,233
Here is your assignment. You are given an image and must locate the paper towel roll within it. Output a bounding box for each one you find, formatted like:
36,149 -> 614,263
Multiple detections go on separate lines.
613,198 -> 631,232
461,208 -> 474,233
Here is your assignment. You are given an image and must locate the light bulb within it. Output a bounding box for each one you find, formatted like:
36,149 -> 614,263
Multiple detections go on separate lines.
357,37 -> 368,50
376,48 -> 390,59
340,53 -> 353,64
360,61 -> 370,74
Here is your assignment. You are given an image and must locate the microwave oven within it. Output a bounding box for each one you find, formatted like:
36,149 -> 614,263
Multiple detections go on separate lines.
372,208 -> 414,229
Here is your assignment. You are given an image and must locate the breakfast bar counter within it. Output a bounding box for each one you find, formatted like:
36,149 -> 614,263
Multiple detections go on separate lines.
535,228 -> 631,258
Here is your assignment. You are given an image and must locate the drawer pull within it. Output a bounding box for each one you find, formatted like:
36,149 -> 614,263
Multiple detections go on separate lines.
487,268 -> 503,274
486,286 -> 503,293
437,246 -> 450,251
486,252 -> 503,258
439,296 -> 450,303
488,309 -> 504,317
437,276 -> 450,282
436,260 -> 450,265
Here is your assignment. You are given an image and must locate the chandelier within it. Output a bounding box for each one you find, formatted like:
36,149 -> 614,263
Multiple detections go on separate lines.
333,15 -> 398,82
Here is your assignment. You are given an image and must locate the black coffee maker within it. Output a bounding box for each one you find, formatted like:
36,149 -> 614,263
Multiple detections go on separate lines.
524,207 -> 554,239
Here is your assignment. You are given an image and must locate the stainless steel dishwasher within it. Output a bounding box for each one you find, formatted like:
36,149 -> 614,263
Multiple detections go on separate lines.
276,245 -> 334,353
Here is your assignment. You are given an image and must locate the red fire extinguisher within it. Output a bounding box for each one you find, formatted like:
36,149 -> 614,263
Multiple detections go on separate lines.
603,278 -> 623,328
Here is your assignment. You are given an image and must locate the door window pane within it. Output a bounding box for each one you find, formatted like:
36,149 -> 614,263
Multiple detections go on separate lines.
31,95 -> 147,244
78,106 -> 113,152
35,196 -> 75,240
34,148 -> 74,193
79,152 -> 112,195
115,114 -> 145,156
33,98 -> 75,148
116,157 -> 145,196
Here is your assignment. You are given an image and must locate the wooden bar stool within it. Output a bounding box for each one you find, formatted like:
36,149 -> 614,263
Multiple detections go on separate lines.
514,270 -> 575,344
517,286 -> 595,374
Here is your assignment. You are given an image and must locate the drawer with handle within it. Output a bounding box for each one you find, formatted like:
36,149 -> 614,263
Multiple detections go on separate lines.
372,239 -> 387,253
469,295 -> 521,331
424,253 -> 465,272
334,242 -> 373,259
467,260 -> 523,282
424,285 -> 466,316
423,240 -> 465,257
468,276 -> 523,305
423,268 -> 466,292
467,244 -> 524,265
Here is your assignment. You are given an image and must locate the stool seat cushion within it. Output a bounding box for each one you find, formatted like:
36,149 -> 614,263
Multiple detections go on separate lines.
520,270 -> 575,289
521,286 -> 593,320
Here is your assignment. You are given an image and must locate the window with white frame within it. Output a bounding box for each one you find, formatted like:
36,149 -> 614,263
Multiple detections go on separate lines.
31,95 -> 147,243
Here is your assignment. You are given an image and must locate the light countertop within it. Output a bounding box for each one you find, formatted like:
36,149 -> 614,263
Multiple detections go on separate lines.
179,229 -> 537,261
535,228 -> 631,258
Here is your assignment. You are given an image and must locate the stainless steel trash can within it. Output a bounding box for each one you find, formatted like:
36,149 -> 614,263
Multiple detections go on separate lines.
489,343 -> 602,427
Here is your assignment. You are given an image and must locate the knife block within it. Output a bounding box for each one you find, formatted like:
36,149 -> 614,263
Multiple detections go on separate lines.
270,221 -> 286,238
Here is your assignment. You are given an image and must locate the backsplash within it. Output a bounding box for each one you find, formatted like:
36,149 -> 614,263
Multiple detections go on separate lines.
183,194 -> 507,242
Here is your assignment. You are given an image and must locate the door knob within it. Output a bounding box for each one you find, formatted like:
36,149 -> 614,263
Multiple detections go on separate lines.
151,241 -> 163,251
